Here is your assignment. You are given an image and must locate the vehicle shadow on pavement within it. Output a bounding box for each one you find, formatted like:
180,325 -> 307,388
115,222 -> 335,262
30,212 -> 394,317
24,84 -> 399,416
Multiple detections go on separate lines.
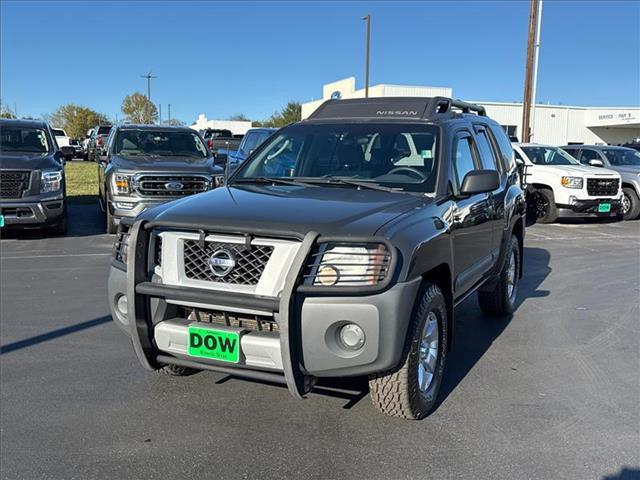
435,246 -> 552,411
0,316 -> 112,355
0,201 -> 105,239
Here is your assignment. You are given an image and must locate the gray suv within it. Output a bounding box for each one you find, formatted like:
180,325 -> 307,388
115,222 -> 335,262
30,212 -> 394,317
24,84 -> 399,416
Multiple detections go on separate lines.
562,145 -> 640,220
108,97 -> 526,419
98,124 -> 224,233
0,119 -> 68,234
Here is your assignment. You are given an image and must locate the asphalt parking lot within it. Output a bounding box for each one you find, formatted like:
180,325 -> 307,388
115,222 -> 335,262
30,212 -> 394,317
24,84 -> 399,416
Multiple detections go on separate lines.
1,203 -> 638,480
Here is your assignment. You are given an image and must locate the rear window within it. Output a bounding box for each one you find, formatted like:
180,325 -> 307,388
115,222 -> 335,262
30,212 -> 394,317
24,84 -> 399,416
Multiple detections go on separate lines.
488,124 -> 515,170
97,126 -> 112,135
0,127 -> 50,154
52,129 -> 65,136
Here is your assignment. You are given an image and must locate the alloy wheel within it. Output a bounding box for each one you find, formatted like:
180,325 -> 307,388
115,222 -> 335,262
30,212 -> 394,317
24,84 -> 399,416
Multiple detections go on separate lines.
417,312 -> 439,395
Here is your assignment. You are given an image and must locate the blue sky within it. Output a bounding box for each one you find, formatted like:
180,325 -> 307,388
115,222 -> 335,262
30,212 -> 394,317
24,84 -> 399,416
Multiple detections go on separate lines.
1,1 -> 638,123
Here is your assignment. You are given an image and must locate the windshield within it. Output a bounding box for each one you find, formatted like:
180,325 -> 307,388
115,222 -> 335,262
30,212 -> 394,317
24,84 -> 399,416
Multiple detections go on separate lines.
521,146 -> 579,166
0,127 -> 50,154
114,130 -> 209,158
602,149 -> 640,166
233,123 -> 440,193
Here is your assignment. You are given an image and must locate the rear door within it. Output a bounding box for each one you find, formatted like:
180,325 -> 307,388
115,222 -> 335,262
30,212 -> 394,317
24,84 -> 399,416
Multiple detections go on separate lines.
451,130 -> 495,297
473,124 -> 507,255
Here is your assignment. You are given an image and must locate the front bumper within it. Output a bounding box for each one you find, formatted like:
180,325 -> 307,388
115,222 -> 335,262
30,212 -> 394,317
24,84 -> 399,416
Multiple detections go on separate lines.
556,198 -> 622,218
108,224 -> 421,398
0,196 -> 65,227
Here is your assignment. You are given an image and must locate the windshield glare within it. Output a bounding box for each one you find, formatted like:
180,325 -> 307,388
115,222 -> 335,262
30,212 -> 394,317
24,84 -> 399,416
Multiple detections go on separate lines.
603,149 -> 640,166
522,146 -> 579,166
234,123 -> 440,193
114,130 -> 209,158
0,127 -> 50,154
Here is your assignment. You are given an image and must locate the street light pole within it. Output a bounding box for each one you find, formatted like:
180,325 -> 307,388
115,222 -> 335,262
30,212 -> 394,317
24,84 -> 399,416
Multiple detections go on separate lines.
362,14 -> 371,98
141,72 -> 157,102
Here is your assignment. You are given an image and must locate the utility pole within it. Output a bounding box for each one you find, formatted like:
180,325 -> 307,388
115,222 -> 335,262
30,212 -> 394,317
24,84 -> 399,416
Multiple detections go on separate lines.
168,104 -> 171,125
521,0 -> 539,143
529,0 -> 543,140
362,14 -> 371,98
141,72 -> 157,101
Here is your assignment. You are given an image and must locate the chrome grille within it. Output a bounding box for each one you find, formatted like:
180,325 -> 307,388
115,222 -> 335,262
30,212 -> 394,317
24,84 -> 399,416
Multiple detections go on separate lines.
0,171 -> 30,199
183,240 -> 273,285
587,178 -> 619,197
134,175 -> 209,197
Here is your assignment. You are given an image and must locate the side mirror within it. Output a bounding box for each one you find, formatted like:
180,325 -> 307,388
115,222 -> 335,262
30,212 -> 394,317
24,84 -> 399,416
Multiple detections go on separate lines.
214,153 -> 228,167
588,159 -> 604,167
459,170 -> 500,196
60,146 -> 75,157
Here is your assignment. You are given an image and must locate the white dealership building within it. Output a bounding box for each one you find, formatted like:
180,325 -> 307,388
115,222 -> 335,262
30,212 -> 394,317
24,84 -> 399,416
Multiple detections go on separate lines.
301,77 -> 640,146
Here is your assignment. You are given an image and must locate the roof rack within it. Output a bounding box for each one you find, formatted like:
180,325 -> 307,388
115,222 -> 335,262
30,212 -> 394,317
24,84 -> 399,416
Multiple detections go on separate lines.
306,97 -> 487,122
428,97 -> 486,117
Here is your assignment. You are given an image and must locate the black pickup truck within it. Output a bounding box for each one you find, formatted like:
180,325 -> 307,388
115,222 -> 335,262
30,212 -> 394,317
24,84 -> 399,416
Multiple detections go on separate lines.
108,97 -> 526,419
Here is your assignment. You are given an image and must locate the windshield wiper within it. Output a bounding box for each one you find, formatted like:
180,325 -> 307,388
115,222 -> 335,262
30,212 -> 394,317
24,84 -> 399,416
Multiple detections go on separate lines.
303,176 -> 404,193
233,176 -> 316,187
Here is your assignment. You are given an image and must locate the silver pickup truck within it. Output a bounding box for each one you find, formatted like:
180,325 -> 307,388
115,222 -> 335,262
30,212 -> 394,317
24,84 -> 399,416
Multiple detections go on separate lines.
97,124 -> 224,233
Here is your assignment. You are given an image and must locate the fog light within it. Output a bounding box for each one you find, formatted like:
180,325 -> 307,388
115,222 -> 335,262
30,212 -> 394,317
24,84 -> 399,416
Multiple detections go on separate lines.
317,265 -> 339,286
116,295 -> 128,316
338,323 -> 365,351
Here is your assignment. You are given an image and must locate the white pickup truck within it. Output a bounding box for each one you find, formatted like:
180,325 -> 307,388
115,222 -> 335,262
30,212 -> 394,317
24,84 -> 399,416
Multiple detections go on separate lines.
51,128 -> 73,160
513,143 -> 622,223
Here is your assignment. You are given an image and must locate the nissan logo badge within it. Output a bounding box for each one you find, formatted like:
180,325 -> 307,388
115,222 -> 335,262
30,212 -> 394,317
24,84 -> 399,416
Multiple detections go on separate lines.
207,249 -> 236,277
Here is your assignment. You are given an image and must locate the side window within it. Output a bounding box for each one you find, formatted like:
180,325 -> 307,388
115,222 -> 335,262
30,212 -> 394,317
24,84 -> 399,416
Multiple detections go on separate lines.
488,124 -> 515,171
453,135 -> 478,189
241,133 -> 259,154
579,149 -> 600,163
562,147 -> 579,159
474,128 -> 499,171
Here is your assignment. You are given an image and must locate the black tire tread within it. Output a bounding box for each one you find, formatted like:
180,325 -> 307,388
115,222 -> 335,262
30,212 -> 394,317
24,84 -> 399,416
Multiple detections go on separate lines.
622,187 -> 640,221
369,284 -> 445,420
536,188 -> 558,224
478,236 -> 519,316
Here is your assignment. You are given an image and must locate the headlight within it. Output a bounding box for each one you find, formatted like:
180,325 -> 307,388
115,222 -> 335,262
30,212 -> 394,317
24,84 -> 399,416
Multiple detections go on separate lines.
40,169 -> 63,193
112,222 -> 131,264
561,176 -> 583,189
112,173 -> 132,195
306,243 -> 391,286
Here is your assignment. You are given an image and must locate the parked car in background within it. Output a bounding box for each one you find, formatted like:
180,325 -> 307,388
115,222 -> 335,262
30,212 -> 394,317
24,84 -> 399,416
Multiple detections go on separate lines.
562,145 -> 640,220
108,97 -> 526,420
51,127 -> 73,161
98,124 -> 224,233
69,139 -> 83,159
82,128 -> 94,160
215,127 -> 277,166
513,143 -> 622,223
87,124 -> 112,162
201,129 -> 241,158
0,119 -> 68,234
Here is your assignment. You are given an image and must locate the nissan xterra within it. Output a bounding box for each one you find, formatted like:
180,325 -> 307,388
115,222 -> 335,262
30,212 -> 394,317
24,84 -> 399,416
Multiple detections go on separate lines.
108,97 -> 526,419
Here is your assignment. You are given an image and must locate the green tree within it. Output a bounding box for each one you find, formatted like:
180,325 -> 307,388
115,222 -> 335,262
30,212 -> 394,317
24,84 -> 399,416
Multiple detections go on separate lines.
49,104 -> 110,138
227,113 -> 250,122
260,101 -> 301,128
121,92 -> 157,124
0,102 -> 16,119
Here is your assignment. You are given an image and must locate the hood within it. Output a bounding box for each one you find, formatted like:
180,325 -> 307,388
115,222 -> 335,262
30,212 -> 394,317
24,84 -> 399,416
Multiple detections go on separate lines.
111,154 -> 220,173
144,184 -> 427,238
532,163 -> 618,177
0,152 -> 61,171
610,165 -> 640,176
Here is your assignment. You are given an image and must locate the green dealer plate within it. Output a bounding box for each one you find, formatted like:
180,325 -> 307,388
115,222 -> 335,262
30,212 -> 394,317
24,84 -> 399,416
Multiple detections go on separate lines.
598,203 -> 611,213
187,326 -> 240,363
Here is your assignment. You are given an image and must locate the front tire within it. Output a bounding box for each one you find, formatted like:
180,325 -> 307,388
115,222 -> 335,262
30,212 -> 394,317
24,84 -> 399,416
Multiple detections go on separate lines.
478,235 -> 520,316
369,284 -> 448,420
106,198 -> 117,234
621,187 -> 640,220
532,188 -> 558,224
